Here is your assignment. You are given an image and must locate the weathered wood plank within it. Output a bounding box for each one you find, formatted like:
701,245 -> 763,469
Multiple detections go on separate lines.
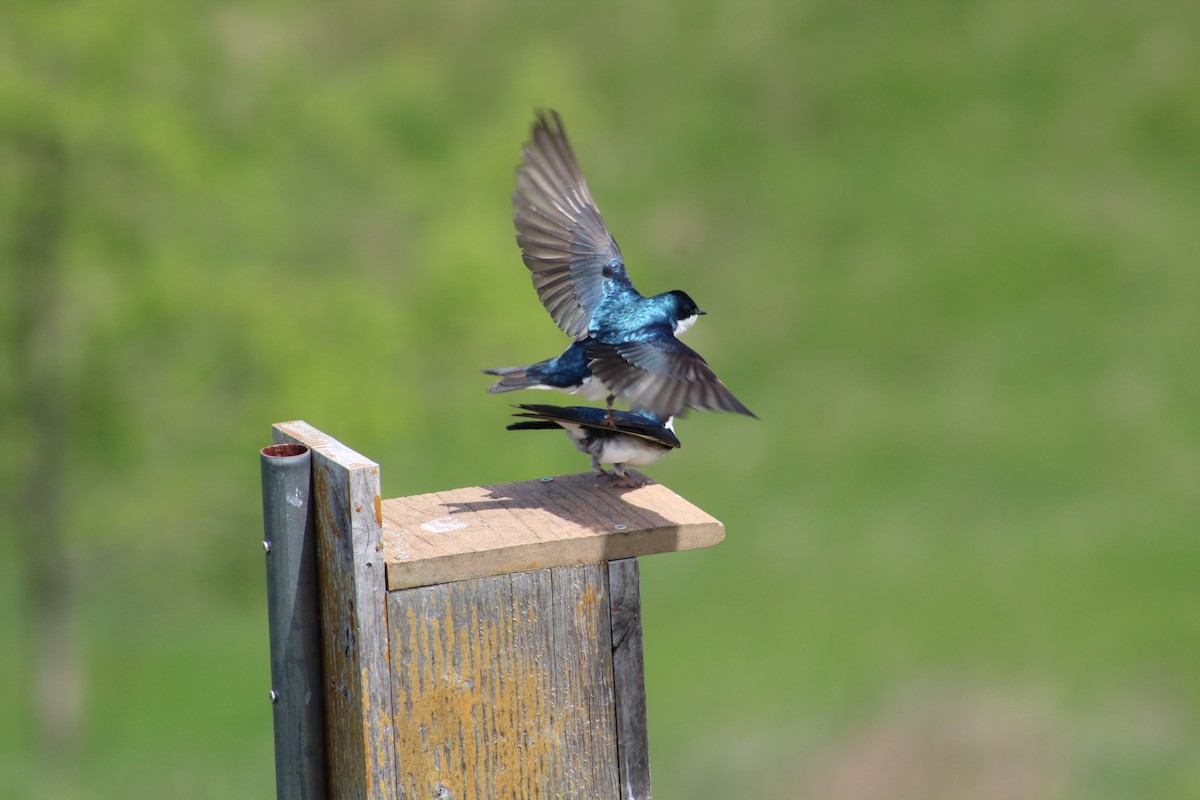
545,565 -> 619,794
388,564 -> 620,799
609,558 -> 652,799
273,421 -> 396,800
381,471 -> 724,591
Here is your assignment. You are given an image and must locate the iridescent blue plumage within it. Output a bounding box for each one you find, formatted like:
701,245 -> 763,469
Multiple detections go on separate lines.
483,339 -> 604,399
486,110 -> 756,420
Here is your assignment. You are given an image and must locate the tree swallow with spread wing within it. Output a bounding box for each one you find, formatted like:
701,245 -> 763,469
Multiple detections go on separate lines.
507,403 -> 680,486
484,110 -> 755,421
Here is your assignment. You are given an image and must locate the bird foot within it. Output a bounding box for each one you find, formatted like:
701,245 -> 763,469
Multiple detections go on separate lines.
610,467 -> 646,489
604,396 -> 618,428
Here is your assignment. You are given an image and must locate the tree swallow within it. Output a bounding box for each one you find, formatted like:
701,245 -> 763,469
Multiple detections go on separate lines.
484,110 -> 755,421
507,403 -> 680,486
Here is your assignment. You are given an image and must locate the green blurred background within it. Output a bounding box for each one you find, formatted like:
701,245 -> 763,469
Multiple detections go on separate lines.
2,1 -> 1197,797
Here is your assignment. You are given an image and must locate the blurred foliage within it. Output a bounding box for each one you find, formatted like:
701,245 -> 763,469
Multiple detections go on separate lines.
2,0 -> 1198,797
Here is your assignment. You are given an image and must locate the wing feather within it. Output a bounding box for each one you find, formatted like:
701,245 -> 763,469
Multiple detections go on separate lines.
510,403 -> 681,449
587,335 -> 756,419
513,110 -> 637,340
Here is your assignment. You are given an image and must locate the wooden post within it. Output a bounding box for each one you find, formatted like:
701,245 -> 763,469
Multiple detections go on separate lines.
272,422 -> 396,799
270,421 -> 724,799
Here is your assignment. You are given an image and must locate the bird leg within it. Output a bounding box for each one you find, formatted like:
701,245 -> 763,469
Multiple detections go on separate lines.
611,463 -> 640,488
604,394 -> 617,427
592,456 -> 639,488
590,455 -> 611,485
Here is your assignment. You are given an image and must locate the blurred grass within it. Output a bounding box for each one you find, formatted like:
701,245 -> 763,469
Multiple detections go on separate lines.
2,0 -> 1198,797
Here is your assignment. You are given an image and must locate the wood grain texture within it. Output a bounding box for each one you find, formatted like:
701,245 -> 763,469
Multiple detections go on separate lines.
388,564 -> 620,799
609,558 -> 652,800
381,471 -> 724,591
273,421 -> 397,800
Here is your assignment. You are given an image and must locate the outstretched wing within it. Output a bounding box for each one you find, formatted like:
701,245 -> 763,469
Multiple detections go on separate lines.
513,110 -> 638,340
587,335 -> 757,420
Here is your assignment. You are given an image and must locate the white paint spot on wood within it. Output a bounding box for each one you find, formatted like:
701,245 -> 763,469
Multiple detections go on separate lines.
421,516 -> 468,534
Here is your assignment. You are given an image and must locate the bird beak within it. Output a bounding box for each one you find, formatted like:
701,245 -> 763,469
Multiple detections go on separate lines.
697,310 -> 707,315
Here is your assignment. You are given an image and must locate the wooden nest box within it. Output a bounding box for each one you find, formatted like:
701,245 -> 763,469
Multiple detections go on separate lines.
261,420 -> 724,799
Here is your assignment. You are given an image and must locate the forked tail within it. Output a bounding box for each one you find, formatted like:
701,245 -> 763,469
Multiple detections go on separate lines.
482,365 -> 535,394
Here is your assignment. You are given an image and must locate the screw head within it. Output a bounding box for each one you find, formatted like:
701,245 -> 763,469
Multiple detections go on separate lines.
613,523 -> 627,531
269,689 -> 279,704
262,540 -> 271,554
539,476 -> 554,483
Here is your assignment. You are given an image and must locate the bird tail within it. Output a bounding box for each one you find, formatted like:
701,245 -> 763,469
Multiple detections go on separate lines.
506,419 -> 561,431
481,364 -> 538,393
506,404 -> 571,432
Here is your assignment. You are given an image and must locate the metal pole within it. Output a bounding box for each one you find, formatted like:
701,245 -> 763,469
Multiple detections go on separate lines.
260,443 -> 327,800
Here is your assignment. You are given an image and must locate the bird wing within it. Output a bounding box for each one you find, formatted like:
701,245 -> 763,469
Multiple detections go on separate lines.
602,412 -> 682,448
510,403 -> 681,449
587,335 -> 757,420
513,110 -> 638,340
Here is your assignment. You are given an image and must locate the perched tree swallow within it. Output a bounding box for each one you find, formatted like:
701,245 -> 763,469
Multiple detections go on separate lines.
484,110 -> 755,421
507,403 -> 680,486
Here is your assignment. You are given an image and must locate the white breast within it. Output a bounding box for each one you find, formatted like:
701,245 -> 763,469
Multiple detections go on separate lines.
573,375 -> 611,401
594,436 -> 670,467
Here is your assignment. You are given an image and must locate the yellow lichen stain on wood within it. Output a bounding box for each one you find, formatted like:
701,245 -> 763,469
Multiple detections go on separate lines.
391,577 -> 582,799
576,579 -> 601,640
359,666 -> 379,796
386,566 -> 621,798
